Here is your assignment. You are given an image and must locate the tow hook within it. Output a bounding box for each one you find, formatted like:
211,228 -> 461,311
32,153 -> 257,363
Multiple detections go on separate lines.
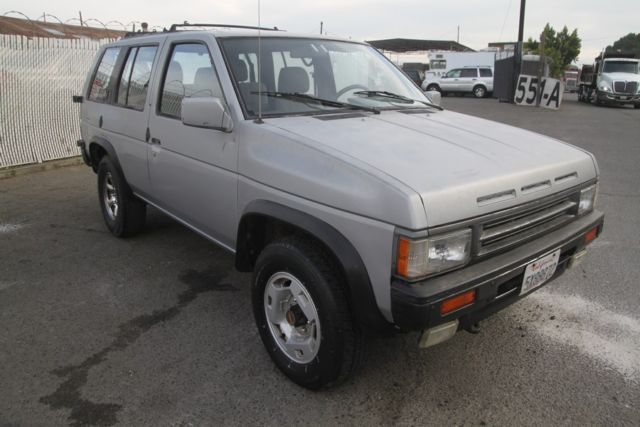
464,322 -> 481,334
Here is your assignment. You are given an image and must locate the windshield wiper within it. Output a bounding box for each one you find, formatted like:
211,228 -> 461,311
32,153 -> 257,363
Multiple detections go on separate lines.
254,91 -> 380,114
353,90 -> 444,111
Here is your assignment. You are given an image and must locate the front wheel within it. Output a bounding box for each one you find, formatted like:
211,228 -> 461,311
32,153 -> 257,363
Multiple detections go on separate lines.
252,236 -> 364,389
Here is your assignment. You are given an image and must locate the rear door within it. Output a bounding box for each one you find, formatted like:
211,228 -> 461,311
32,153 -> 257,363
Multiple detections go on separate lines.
146,35 -> 238,248
458,68 -> 478,92
101,41 -> 163,193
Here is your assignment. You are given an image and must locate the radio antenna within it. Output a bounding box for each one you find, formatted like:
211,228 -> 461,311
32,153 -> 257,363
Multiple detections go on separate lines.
254,0 -> 264,124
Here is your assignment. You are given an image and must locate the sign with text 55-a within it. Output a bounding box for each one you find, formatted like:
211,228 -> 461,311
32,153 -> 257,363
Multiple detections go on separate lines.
514,75 -> 564,110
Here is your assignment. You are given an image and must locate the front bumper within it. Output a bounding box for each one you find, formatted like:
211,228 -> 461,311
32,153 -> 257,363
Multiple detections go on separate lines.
598,92 -> 640,105
390,210 -> 604,331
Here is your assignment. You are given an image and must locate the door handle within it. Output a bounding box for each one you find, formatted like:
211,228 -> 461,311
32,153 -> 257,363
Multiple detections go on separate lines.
150,137 -> 161,145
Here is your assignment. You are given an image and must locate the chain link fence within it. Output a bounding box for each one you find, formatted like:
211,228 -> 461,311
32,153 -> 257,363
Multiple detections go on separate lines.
0,35 -> 113,168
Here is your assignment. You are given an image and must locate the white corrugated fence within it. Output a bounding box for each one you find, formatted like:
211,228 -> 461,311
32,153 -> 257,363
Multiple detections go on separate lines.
0,35 -> 113,168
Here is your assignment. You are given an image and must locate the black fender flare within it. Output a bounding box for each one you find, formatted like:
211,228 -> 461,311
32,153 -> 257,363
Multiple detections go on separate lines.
237,200 -> 393,333
88,137 -> 124,177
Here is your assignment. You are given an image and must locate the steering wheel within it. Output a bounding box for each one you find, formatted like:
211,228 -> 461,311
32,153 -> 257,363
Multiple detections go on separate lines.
336,84 -> 369,99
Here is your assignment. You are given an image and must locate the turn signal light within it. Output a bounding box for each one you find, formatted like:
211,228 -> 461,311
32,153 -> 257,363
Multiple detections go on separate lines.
585,227 -> 598,243
440,289 -> 476,315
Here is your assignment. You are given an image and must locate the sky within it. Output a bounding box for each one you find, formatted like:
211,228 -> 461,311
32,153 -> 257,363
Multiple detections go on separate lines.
4,0 -> 638,64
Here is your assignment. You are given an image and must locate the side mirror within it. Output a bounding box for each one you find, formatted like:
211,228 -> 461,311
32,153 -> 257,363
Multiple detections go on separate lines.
181,97 -> 233,132
425,90 -> 441,106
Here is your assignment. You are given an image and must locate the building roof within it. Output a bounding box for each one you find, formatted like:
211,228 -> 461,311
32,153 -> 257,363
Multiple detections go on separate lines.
0,16 -> 125,39
367,38 -> 474,53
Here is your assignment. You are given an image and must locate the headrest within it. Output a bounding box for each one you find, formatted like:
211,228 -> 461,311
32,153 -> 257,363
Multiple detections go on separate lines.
232,59 -> 249,82
166,60 -> 183,84
194,67 -> 215,88
278,67 -> 309,93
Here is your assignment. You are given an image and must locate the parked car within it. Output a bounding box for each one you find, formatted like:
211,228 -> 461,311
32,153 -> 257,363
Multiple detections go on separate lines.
76,25 -> 604,390
422,66 -> 494,98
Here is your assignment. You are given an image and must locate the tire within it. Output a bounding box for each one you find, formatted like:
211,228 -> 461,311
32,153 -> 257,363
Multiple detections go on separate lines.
97,157 -> 146,237
252,236 -> 364,390
426,84 -> 440,93
634,104 -> 640,109
473,85 -> 487,98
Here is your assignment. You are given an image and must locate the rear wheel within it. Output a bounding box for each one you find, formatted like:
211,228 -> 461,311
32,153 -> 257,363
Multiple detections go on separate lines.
97,157 -> 146,237
473,85 -> 487,98
252,236 -> 364,389
426,84 -> 440,93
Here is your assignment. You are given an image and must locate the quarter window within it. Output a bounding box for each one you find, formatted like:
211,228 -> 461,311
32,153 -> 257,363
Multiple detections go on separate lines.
480,68 -> 493,77
89,47 -> 120,102
159,43 -> 223,118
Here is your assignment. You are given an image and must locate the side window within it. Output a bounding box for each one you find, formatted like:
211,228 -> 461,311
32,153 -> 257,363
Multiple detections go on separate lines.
159,43 -> 223,119
117,46 -> 158,110
446,69 -> 461,78
89,47 -> 120,102
128,46 -> 158,110
460,68 -> 477,78
117,48 -> 137,106
480,68 -> 493,77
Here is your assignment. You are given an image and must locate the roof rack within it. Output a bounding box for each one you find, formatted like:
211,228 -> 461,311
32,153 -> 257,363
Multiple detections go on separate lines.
168,23 -> 280,32
122,23 -> 282,39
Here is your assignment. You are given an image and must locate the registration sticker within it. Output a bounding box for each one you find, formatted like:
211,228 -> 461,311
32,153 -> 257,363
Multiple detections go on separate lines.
520,249 -> 561,296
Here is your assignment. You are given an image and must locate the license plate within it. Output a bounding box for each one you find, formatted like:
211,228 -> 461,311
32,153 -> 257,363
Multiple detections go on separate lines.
520,249 -> 561,295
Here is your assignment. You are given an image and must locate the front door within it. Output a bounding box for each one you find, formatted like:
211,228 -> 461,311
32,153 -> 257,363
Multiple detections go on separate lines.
440,69 -> 461,92
146,39 -> 238,249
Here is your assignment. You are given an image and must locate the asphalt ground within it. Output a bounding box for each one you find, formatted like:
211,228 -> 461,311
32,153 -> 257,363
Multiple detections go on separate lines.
1,94 -> 639,426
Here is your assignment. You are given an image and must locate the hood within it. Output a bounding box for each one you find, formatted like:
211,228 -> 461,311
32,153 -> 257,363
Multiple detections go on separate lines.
267,109 -> 597,227
599,72 -> 640,83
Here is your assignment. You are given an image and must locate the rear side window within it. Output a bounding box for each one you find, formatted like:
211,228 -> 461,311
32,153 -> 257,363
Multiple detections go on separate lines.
117,46 -> 158,110
159,43 -> 224,119
460,68 -> 477,78
480,68 -> 493,77
89,47 -> 120,102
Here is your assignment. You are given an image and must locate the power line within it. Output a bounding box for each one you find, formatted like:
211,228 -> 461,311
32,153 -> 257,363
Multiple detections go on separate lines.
498,0 -> 513,41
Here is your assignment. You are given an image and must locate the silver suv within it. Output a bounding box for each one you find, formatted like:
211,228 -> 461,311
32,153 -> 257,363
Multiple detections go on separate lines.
422,66 -> 494,98
77,25 -> 603,389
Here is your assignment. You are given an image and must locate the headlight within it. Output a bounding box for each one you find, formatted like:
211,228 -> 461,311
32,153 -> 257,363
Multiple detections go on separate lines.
578,184 -> 598,215
396,229 -> 472,279
599,84 -> 611,92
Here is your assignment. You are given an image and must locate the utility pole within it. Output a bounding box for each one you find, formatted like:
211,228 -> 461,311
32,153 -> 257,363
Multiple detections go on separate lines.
457,25 -> 459,43
536,31 -> 546,107
320,21 -> 323,35
511,0 -> 526,102
78,10 -> 83,27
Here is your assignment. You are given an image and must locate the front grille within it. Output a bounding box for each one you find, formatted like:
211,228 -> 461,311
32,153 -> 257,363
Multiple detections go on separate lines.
613,81 -> 638,94
478,196 -> 578,255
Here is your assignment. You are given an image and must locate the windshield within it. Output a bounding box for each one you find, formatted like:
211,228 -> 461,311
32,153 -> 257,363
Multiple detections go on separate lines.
602,60 -> 639,74
220,37 -> 430,117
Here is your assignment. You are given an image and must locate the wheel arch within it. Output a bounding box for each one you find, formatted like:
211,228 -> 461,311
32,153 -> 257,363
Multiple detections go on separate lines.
236,200 -> 393,333
88,137 -> 123,175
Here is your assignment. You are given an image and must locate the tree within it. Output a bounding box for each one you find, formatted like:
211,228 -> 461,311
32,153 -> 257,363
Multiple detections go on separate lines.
606,33 -> 640,58
524,24 -> 581,78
